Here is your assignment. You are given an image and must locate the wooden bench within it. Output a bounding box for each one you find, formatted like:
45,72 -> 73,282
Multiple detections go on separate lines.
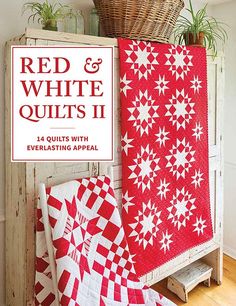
167,260 -> 213,302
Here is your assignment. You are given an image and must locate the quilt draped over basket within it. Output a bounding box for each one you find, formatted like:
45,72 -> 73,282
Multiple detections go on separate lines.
35,176 -> 175,306
119,38 -> 213,277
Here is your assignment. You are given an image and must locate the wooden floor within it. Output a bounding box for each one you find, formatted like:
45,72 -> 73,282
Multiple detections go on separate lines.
152,255 -> 236,306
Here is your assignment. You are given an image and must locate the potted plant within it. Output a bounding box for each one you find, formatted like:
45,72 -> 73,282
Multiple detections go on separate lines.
23,0 -> 69,31
173,0 -> 228,56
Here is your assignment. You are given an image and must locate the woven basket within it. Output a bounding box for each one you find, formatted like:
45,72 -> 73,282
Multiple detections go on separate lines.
93,0 -> 184,43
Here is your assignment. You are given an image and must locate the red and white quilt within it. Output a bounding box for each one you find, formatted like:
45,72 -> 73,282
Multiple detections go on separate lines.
35,176 -> 175,306
119,38 -> 213,277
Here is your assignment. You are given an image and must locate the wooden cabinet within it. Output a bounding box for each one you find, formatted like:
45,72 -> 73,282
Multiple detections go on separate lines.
5,28 -> 224,306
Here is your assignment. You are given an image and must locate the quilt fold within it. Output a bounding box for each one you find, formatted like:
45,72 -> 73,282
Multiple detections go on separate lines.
35,176 -> 175,306
119,38 -> 213,277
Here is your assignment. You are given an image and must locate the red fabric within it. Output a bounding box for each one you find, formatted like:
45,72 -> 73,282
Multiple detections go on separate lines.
119,38 -> 213,277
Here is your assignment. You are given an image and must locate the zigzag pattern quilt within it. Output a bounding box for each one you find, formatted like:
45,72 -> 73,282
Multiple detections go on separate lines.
35,176 -> 175,306
119,38 -> 213,277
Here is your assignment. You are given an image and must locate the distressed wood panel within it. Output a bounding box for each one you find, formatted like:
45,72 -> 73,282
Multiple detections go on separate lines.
5,36 -> 30,306
208,61 -> 217,148
5,29 -> 224,306
35,162 -> 98,188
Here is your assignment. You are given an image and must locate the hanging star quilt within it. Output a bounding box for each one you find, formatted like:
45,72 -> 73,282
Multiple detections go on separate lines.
119,38 -> 213,277
35,176 -> 175,306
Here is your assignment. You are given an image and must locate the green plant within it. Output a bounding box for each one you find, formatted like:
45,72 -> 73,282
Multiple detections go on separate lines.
23,0 -> 68,29
173,0 -> 228,56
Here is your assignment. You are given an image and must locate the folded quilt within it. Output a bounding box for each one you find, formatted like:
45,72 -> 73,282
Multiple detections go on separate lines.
35,176 -> 175,306
119,38 -> 213,277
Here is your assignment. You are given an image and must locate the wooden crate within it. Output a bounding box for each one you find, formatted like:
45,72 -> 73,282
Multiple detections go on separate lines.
5,28 -> 224,305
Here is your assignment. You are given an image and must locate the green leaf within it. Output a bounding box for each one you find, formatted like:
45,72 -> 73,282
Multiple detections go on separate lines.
22,0 -> 71,25
172,0 -> 228,53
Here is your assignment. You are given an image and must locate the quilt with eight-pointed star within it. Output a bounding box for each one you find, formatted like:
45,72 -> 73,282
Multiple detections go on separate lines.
119,38 -> 213,277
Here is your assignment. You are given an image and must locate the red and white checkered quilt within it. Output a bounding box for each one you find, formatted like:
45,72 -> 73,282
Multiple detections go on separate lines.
35,176 -> 175,306
119,38 -> 213,277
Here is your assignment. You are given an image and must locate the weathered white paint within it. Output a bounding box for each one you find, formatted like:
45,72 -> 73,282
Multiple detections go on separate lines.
0,1 -> 227,305
5,29 -> 224,305
0,0 -> 93,212
211,1 -> 236,260
0,0 -> 223,212
167,260 -> 213,302
0,1 -> 92,305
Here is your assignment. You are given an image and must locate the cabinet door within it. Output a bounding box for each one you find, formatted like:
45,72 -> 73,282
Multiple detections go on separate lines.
209,156 -> 223,243
208,55 -> 224,157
